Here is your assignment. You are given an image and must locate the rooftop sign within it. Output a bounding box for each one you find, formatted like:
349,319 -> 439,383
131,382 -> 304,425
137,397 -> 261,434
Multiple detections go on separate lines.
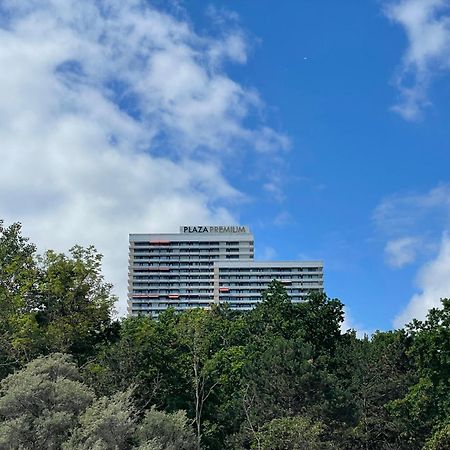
180,225 -> 250,234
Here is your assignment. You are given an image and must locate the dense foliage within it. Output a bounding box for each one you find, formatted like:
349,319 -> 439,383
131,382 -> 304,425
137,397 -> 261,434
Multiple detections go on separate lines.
0,220 -> 450,449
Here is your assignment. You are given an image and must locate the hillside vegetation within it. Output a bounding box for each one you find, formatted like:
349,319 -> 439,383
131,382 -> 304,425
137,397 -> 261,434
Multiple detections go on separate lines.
1,220 -> 449,450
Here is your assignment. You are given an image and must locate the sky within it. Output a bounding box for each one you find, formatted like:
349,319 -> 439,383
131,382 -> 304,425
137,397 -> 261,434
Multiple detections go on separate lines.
1,0 -> 450,333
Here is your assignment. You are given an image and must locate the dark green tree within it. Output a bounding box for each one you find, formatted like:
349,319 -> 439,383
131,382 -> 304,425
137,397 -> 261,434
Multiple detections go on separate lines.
423,421 -> 450,450
332,330 -> 414,449
294,291 -> 344,356
251,416 -> 335,450
246,281 -> 295,340
388,299 -> 450,448
84,312 -> 190,412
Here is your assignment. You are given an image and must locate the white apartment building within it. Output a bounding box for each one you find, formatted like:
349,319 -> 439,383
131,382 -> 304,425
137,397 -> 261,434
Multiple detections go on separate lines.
214,261 -> 324,311
128,226 -> 323,316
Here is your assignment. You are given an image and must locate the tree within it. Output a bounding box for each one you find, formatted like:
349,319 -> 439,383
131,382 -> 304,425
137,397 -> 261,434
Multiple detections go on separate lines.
406,299 -> 450,386
33,246 -> 117,360
0,220 -> 37,312
63,390 -> 135,450
135,407 -> 196,450
0,353 -> 94,449
295,291 -> 344,356
251,416 -> 334,450
0,220 -> 39,371
387,299 -> 450,448
247,282 -> 344,356
423,421 -> 450,450
246,281 -> 295,340
0,220 -> 118,371
84,312 -> 191,415
177,308 -> 222,450
332,331 -> 414,449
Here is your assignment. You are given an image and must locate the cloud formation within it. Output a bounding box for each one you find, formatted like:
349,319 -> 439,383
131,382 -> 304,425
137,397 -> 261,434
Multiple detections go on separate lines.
0,0 -> 289,315
384,0 -> 450,120
374,184 -> 450,235
341,306 -> 374,338
375,184 -> 450,326
394,234 -> 450,327
385,236 -> 421,268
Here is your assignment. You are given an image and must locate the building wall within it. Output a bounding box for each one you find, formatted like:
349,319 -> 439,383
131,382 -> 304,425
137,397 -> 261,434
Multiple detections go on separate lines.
128,227 -> 254,316
128,227 -> 323,316
214,261 -> 323,311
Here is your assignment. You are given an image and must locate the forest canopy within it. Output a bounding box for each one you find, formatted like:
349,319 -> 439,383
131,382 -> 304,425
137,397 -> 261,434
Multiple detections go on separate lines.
0,219 -> 449,450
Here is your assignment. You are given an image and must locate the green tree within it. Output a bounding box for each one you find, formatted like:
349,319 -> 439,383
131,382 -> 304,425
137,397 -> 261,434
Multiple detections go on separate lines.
246,281 -> 295,340
423,421 -> 450,450
33,246 -> 117,360
0,353 -> 94,449
0,220 -> 118,370
251,416 -> 334,450
295,291 -> 344,356
63,390 -> 135,450
135,407 -> 196,450
247,282 -> 344,356
0,220 -> 39,370
333,330 -> 414,449
388,299 -> 450,448
84,312 -> 190,413
177,308 -> 223,450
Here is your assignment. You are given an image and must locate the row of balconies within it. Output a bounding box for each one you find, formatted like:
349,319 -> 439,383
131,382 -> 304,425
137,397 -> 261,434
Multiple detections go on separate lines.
130,243 -> 254,250
132,279 -> 214,284
222,276 -> 321,281
130,274 -> 321,281
131,265 -> 322,273
219,296 -> 309,302
218,267 -> 323,273
131,292 -> 213,296
130,287 -> 319,298
132,247 -> 253,253
130,285 -> 312,297
130,296 -> 308,315
131,256 -> 251,263
132,239 -> 254,244
129,281 -> 321,291
133,271 -> 214,275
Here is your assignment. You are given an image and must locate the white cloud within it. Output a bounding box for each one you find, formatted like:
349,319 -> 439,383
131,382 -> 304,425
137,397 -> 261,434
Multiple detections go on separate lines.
385,236 -> 421,268
273,211 -> 294,226
341,306 -> 374,338
209,33 -> 248,65
374,184 -> 450,326
0,0 -> 288,315
263,181 -> 285,202
374,184 -> 450,236
384,0 -> 450,120
394,234 -> 450,327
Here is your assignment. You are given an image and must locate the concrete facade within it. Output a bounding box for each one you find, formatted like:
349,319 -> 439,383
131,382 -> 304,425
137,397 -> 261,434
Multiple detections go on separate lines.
128,226 -> 323,316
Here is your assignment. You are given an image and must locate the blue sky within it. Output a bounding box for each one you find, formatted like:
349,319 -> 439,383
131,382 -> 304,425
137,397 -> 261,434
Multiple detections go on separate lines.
1,0 -> 450,332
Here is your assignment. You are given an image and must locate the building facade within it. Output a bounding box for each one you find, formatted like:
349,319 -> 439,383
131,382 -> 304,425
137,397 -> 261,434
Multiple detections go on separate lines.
128,226 -> 323,316
214,261 -> 324,311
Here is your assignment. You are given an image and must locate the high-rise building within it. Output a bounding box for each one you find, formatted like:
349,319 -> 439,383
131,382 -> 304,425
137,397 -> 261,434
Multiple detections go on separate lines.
128,225 -> 323,316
